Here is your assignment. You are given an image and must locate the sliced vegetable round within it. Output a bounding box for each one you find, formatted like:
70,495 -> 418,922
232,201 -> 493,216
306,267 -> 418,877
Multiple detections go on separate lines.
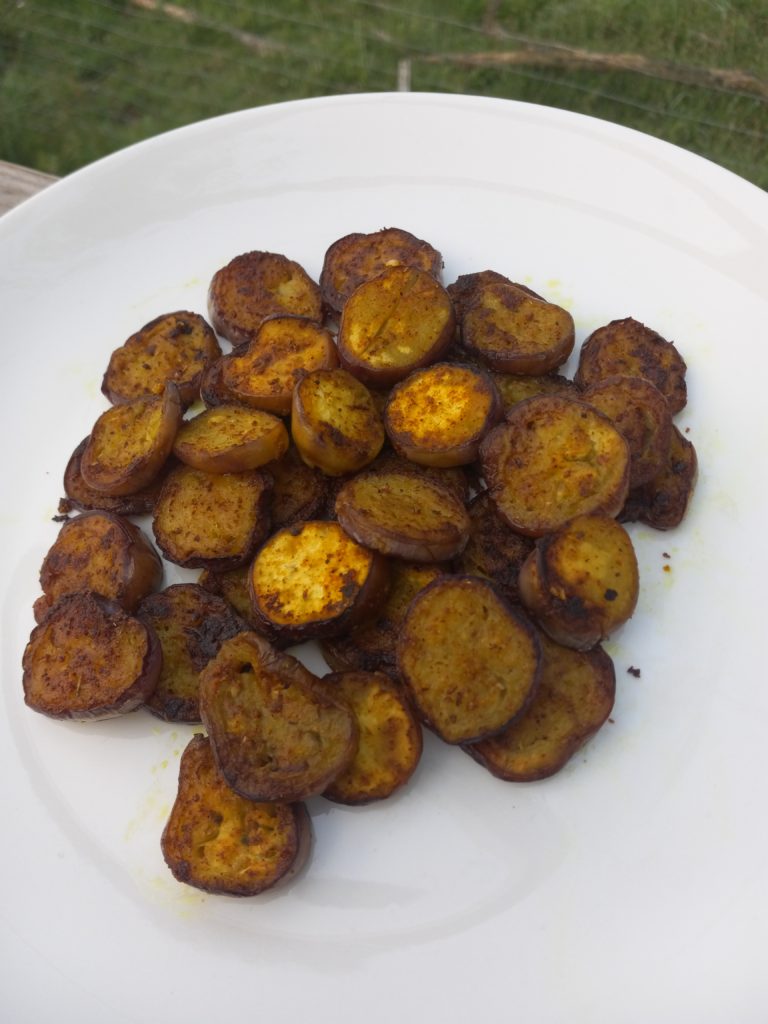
291,367 -> 385,476
334,465 -> 470,562
80,382 -> 182,496
574,316 -> 687,413
249,519 -> 390,643
207,250 -> 323,345
337,265 -> 455,387
172,404 -> 289,473
518,513 -> 639,650
320,226 -> 443,315
322,670 -> 423,804
102,310 -> 221,407
162,734 -> 312,897
461,282 -> 575,374
397,575 -> 541,744
36,510 -> 162,622
199,631 -> 357,802
152,464 -> 272,569
219,316 -> 338,414
23,592 -> 161,720
480,394 -> 630,537
384,362 -> 502,467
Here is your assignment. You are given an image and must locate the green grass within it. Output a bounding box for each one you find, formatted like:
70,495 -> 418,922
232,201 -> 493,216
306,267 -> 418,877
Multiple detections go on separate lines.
1,0 -> 766,187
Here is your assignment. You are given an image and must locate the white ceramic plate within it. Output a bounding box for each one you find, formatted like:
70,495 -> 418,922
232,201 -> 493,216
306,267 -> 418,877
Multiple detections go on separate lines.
2,94 -> 767,1024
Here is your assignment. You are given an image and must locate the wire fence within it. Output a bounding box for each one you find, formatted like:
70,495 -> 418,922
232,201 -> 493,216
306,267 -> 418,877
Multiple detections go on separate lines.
2,0 -> 766,187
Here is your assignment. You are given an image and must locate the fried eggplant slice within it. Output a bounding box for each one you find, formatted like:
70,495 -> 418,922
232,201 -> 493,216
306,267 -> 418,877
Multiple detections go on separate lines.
581,374 -> 673,488
80,382 -> 182,496
199,631 -> 357,802
291,368 -> 385,476
59,436 -> 172,516
447,270 -> 544,322
35,510 -> 162,623
334,465 -> 470,562
574,317 -> 688,414
620,424 -> 698,530
321,560 -> 445,675
480,395 -> 630,537
461,282 -> 575,375
453,490 -> 535,604
23,592 -> 161,720
161,734 -> 312,897
384,362 -> 502,468
397,575 -> 540,744
152,464 -> 272,570
320,227 -> 443,315
337,266 -> 455,387
208,251 -> 323,346
172,405 -> 289,473
491,371 -> 579,413
267,445 -> 330,528
365,448 -> 471,504
102,311 -> 221,407
249,519 -> 390,643
519,513 -> 639,650
219,316 -> 338,415
322,671 -> 423,804
465,633 -> 615,781
137,583 -> 248,722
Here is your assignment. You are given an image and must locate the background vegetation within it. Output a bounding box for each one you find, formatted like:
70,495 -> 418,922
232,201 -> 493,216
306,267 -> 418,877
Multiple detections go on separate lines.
1,0 -> 766,187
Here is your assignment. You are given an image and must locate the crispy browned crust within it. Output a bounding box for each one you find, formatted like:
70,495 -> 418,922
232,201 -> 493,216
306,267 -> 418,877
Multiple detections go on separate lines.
334,466 -> 471,562
337,266 -> 456,387
490,371 -> 579,413
199,632 -> 358,802
249,519 -> 390,643
161,734 -> 312,896
365,448 -> 471,504
461,282 -> 575,374
480,395 -> 630,537
23,592 -> 161,720
80,383 -> 183,496
137,583 -> 249,722
322,671 -> 423,804
397,575 -> 541,744
447,270 -> 545,322
321,560 -> 445,676
207,251 -> 323,346
453,490 -> 535,603
172,405 -> 289,473
574,317 -> 688,414
384,362 -> 502,467
581,374 -> 673,488
291,368 -> 386,476
267,445 -> 331,528
320,227 -> 443,314
36,510 -> 163,622
152,464 -> 272,570
464,633 -> 615,781
219,316 -> 338,415
620,424 -> 698,530
518,513 -> 639,650
59,436 -> 173,517
102,311 -> 221,407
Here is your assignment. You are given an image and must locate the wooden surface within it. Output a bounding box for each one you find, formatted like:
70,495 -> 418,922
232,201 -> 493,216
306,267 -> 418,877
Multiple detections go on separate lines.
0,160 -> 58,216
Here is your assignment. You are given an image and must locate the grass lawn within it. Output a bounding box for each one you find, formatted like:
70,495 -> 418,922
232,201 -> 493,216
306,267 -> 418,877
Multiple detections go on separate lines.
1,0 -> 766,187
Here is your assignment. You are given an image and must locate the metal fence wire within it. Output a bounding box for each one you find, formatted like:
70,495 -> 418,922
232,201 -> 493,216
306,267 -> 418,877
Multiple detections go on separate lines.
2,0 -> 767,187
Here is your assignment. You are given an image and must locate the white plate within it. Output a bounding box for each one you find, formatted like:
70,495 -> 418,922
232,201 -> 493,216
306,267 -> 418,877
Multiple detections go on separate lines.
2,93 -> 767,1024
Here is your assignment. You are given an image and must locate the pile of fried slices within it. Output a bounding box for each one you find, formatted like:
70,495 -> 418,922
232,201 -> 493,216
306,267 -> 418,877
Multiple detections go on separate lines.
22,228 -> 697,897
